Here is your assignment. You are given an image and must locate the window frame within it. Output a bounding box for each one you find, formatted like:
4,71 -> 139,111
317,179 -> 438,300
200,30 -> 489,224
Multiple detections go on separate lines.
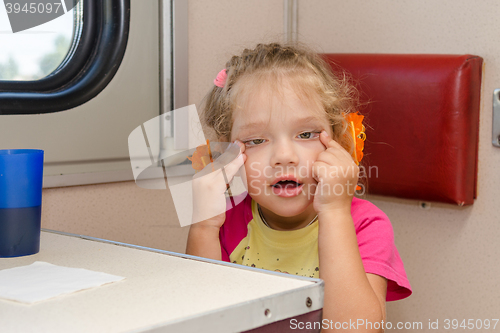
0,0 -> 189,188
0,0 -> 131,115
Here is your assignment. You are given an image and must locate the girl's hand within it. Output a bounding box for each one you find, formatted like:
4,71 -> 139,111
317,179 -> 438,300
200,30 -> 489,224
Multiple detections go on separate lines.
191,141 -> 246,229
312,131 -> 358,214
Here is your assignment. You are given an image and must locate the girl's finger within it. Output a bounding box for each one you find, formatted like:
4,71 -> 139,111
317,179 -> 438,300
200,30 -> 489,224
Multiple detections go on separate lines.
319,130 -> 331,149
320,131 -> 342,150
315,150 -> 342,166
222,152 -> 246,181
195,141 -> 246,180
320,131 -> 354,161
234,140 -> 246,154
312,160 -> 330,182
212,142 -> 243,168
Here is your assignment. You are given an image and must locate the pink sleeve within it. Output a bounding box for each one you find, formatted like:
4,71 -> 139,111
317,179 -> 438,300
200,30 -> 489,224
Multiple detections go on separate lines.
352,198 -> 412,301
219,230 -> 230,262
219,193 -> 253,262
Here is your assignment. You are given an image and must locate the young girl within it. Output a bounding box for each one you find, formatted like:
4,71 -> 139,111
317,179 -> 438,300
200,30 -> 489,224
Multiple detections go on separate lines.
186,43 -> 411,331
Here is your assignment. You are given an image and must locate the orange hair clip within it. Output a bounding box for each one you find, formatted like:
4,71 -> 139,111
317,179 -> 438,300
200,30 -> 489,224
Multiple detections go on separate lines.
343,112 -> 366,165
343,112 -> 366,192
187,140 -> 233,196
187,140 -> 214,172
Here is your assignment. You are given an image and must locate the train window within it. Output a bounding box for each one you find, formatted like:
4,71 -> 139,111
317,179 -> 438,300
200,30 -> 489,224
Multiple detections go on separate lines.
0,2 -> 77,81
0,0 -> 185,187
0,0 -> 130,115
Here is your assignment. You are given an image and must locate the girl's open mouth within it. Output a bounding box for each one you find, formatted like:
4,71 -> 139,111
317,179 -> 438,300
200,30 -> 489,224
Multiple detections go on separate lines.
271,180 -> 304,197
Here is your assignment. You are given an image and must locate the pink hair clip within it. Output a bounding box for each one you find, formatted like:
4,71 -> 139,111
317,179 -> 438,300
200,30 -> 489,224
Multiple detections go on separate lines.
214,69 -> 227,88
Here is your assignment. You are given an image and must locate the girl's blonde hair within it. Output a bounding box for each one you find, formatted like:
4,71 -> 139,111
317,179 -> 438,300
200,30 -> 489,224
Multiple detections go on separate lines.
200,42 -> 359,154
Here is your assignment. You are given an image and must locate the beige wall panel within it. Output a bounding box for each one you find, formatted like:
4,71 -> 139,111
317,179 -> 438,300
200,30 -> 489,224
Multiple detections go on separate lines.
188,0 -> 284,107
299,0 -> 500,328
41,181 -> 188,253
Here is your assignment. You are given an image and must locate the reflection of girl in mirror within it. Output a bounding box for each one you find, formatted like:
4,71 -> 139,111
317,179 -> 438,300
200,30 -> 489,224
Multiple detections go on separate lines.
186,43 -> 411,328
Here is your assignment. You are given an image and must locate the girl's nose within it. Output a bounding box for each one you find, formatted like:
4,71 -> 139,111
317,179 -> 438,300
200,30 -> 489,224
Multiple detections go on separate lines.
270,139 -> 299,167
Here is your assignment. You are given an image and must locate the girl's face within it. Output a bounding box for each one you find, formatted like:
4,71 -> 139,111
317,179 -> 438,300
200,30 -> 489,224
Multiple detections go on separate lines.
230,81 -> 334,229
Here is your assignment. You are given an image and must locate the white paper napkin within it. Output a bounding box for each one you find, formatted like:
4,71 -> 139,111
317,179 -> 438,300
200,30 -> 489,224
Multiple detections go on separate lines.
0,261 -> 125,304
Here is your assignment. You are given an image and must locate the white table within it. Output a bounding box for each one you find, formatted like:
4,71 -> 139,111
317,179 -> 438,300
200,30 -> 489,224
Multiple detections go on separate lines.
0,230 -> 323,333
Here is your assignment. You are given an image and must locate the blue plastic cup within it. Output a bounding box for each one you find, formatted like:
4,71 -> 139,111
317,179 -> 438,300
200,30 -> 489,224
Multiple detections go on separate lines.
0,149 -> 44,257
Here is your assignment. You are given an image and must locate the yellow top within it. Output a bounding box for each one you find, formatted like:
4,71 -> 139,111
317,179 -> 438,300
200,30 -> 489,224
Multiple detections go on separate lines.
229,200 -> 320,278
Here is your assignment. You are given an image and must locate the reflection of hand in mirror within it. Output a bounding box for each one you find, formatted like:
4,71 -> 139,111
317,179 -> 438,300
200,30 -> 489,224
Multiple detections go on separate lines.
191,141 -> 246,228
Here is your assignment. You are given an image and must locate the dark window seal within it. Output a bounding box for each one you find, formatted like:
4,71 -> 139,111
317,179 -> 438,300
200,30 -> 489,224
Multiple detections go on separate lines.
0,0 -> 131,115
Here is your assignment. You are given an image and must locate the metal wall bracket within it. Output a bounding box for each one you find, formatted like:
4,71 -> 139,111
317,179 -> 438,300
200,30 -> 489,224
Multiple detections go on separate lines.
493,89 -> 500,147
284,0 -> 298,43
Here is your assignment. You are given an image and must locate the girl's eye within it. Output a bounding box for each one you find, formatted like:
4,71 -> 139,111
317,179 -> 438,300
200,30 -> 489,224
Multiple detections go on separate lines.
298,131 -> 320,139
244,138 -> 265,146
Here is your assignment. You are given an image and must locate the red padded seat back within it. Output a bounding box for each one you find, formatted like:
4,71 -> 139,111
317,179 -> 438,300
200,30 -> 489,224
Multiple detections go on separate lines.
322,54 -> 483,205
